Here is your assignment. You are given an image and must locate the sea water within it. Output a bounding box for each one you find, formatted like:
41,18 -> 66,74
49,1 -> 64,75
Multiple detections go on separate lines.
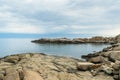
0,38 -> 110,58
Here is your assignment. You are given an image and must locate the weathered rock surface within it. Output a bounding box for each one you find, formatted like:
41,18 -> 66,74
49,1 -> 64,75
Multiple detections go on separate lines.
0,53 -> 114,80
3,68 -> 20,80
23,69 -> 44,80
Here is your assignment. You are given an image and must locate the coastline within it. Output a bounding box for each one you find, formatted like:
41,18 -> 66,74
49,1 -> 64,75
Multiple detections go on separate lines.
0,34 -> 120,80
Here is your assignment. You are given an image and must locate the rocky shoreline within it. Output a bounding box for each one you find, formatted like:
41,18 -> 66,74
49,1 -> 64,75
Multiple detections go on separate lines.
0,34 -> 120,80
31,36 -> 115,44
0,53 -> 115,80
80,34 -> 120,80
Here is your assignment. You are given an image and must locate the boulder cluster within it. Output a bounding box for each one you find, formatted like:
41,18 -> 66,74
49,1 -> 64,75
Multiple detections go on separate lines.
78,34 -> 120,80
32,36 -> 115,44
0,53 -> 114,80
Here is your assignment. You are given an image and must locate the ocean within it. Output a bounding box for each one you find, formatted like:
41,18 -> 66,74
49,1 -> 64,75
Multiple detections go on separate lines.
0,38 -> 110,58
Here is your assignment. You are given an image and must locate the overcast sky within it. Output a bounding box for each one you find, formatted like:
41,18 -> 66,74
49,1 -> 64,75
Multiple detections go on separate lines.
0,0 -> 120,37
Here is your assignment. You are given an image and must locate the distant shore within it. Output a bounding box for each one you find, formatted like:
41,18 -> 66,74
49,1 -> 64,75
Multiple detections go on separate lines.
31,36 -> 115,44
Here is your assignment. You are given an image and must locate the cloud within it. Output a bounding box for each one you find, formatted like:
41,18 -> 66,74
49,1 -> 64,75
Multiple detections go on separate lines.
0,23 -> 45,34
0,0 -> 120,36
98,24 -> 120,36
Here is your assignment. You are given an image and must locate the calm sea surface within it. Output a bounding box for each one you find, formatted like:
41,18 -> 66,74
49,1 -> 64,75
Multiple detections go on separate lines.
0,38 -> 110,58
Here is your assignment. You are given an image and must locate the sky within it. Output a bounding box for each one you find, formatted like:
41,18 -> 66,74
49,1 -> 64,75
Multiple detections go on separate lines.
0,0 -> 120,38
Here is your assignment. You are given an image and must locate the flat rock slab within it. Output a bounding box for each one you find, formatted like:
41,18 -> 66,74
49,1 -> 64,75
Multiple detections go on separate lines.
77,62 -> 94,71
23,69 -> 44,80
0,53 -> 115,80
77,62 -> 102,71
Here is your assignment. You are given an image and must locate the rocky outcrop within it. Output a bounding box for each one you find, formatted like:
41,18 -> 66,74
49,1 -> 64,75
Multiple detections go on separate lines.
0,53 -> 114,80
81,42 -> 120,80
32,36 -> 115,44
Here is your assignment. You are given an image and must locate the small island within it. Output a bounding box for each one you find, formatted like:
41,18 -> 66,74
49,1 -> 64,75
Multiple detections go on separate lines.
0,34 -> 120,80
31,36 -> 115,44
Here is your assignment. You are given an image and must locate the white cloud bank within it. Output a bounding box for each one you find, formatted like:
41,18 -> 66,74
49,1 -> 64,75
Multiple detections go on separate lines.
0,0 -> 120,36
